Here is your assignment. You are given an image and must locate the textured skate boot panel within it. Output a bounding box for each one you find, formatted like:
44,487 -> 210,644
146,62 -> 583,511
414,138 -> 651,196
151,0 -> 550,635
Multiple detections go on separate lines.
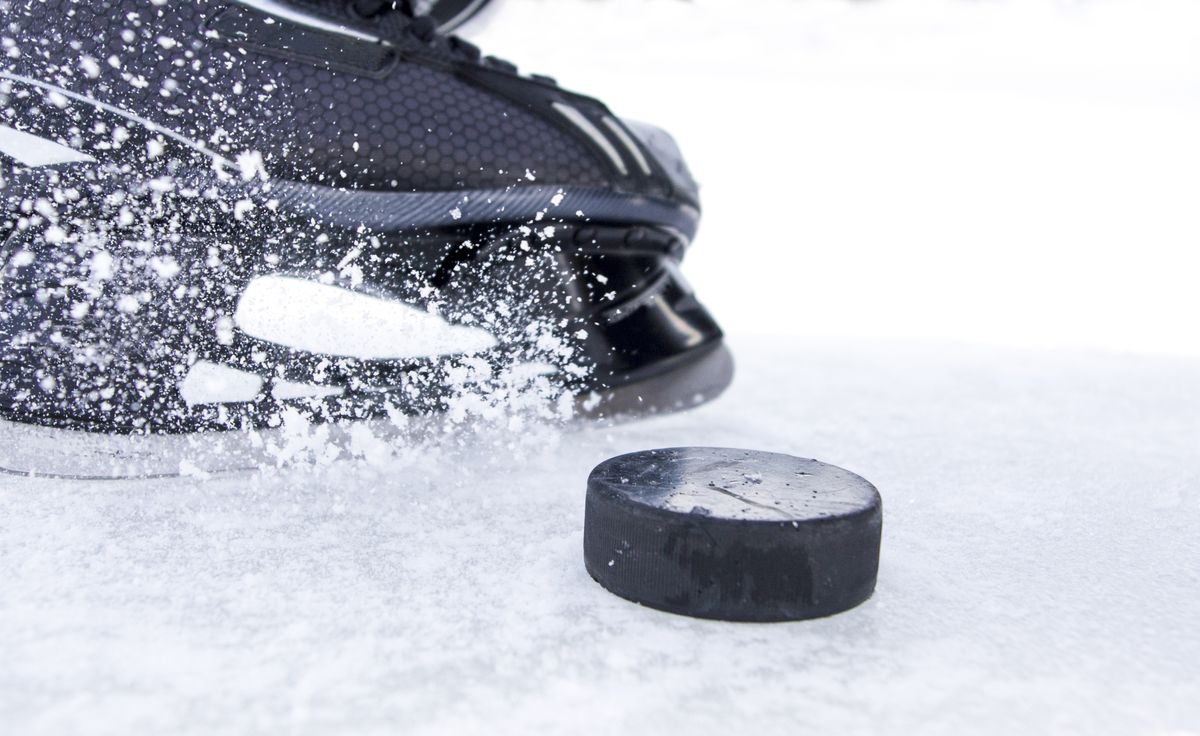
1,0 -> 689,208
1,0 -> 583,192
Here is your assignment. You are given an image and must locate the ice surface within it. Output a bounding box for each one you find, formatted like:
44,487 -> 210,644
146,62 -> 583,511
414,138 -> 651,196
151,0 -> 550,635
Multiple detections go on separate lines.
1,338 -> 1198,734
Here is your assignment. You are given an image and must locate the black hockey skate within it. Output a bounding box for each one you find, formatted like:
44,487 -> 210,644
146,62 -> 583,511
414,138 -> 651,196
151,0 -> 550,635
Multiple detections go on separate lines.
0,0 -> 731,477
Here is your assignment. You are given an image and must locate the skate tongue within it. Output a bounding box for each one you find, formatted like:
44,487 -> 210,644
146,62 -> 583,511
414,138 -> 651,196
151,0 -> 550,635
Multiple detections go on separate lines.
349,0 -> 485,60
351,0 -> 419,20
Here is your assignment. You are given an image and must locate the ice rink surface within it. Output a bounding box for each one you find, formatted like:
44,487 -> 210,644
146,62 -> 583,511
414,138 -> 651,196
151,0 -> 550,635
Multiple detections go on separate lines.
3,0 -> 1200,733
2,338 -> 1199,734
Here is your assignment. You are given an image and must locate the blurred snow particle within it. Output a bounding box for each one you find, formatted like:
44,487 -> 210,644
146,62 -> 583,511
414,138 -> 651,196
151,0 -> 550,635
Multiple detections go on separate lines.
150,256 -> 181,280
9,250 -> 34,268
89,251 -> 114,281
79,56 -> 101,78
116,294 -> 141,314
235,150 -> 269,181
214,316 -> 235,346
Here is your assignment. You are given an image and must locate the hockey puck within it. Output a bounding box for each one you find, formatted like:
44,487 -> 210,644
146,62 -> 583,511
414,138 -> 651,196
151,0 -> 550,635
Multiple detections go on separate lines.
583,448 -> 882,622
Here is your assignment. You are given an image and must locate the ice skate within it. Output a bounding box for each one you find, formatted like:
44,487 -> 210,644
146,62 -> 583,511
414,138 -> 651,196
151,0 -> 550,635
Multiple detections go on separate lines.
0,0 -> 731,477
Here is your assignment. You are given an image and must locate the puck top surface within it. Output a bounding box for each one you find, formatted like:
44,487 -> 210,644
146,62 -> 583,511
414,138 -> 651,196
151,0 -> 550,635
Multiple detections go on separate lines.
591,447 -> 878,523
584,447 -> 882,622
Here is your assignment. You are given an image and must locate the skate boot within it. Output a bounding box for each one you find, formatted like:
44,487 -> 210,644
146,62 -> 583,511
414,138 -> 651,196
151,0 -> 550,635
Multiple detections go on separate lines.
0,0 -> 731,477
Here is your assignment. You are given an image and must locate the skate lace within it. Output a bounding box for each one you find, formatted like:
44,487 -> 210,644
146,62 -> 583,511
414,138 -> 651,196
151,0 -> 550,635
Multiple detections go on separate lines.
350,0 -> 532,78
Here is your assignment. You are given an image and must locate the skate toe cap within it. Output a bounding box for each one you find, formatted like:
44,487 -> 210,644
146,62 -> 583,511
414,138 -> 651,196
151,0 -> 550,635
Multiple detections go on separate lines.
622,119 -> 701,210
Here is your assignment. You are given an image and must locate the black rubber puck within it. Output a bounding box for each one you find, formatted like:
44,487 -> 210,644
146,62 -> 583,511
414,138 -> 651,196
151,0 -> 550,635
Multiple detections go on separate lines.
583,448 -> 882,622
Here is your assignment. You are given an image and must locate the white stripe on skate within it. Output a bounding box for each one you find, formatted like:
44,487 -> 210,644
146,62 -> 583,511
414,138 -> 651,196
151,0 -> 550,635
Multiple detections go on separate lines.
602,117 -> 653,176
234,275 -> 498,360
551,102 -> 628,177
178,361 -> 265,406
0,71 -> 236,169
0,124 -> 95,167
272,379 -> 345,401
178,360 -> 348,405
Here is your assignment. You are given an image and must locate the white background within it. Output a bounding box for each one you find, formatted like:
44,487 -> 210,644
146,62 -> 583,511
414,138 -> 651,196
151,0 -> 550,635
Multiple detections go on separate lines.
478,0 -> 1200,356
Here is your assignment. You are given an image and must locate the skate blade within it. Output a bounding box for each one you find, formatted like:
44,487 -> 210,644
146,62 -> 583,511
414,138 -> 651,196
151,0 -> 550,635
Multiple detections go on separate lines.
0,415 -> 438,480
0,343 -> 734,480
576,342 -> 734,422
